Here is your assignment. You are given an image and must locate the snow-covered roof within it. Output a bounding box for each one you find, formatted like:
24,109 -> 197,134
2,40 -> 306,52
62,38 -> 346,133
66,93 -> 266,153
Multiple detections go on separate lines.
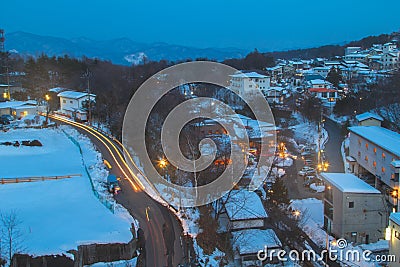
223,190 -> 268,221
391,161 -> 400,168
57,90 -> 96,99
349,126 -> 400,157
309,79 -> 330,85
0,101 -> 36,109
49,87 -> 70,93
321,173 -> 381,194
230,71 -> 269,79
355,112 -> 384,122
232,229 -> 281,255
390,212 -> 400,225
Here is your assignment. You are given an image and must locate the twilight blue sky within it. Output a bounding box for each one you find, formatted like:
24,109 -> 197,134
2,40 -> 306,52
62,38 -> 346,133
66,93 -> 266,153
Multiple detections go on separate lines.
2,0 -> 400,51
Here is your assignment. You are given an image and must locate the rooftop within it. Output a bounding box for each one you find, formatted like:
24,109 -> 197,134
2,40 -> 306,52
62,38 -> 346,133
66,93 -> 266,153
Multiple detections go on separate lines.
355,112 -> 384,122
230,71 -> 269,79
223,189 -> 268,221
348,126 -> 400,157
49,87 -> 70,93
0,100 -> 36,109
57,90 -> 96,99
232,229 -> 281,255
321,173 -> 381,194
390,212 -> 400,225
309,88 -> 337,93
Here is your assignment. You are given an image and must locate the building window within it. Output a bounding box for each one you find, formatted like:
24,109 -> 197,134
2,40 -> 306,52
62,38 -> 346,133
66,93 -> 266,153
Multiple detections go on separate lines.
358,139 -> 361,146
382,153 -> 386,159
365,143 -> 369,149
63,100 -> 66,103
373,147 -> 377,154
373,161 -> 377,168
382,167 -> 386,173
70,100 -> 73,104
358,151 -> 361,158
395,231 -> 400,240
365,156 -> 369,162
349,202 -> 354,208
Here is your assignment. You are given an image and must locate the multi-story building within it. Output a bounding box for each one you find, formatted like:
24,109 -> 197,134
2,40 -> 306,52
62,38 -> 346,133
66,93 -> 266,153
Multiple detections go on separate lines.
347,126 -> 400,211
389,212 -> 400,267
322,173 -> 388,244
229,71 -> 270,96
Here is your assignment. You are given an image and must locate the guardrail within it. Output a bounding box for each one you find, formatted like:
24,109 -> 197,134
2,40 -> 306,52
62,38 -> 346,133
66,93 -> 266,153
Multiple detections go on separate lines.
0,174 -> 82,184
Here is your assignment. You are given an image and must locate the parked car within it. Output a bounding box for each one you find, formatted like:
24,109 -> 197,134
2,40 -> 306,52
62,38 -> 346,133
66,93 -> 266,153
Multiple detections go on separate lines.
298,167 -> 315,176
0,114 -> 14,125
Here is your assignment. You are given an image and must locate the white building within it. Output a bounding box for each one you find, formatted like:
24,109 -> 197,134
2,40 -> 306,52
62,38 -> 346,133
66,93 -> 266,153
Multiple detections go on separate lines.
322,173 -> 388,244
388,212 -> 400,267
382,52 -> 399,70
347,126 -> 400,212
345,47 -> 361,55
383,43 -> 397,53
0,100 -> 40,119
57,91 -> 96,121
229,71 -> 270,96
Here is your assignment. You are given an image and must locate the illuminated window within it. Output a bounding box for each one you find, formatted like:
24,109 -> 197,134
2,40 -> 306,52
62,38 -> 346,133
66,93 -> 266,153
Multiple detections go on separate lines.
358,139 -> 361,146
365,143 -> 369,149
373,161 -> 377,168
382,153 -> 386,159
373,148 -> 377,154
365,156 -> 369,162
382,167 -> 386,173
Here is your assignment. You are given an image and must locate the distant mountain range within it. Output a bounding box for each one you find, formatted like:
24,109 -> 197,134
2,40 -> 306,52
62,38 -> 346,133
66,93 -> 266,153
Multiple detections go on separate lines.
5,31 -> 248,65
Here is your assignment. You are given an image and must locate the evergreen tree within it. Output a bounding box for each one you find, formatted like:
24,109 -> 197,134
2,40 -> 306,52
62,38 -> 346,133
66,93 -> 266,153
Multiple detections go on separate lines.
326,67 -> 342,88
269,177 -> 289,205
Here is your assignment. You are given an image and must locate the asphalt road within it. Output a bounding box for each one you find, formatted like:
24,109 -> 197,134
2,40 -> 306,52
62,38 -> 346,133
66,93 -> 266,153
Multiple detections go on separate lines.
50,115 -> 184,267
323,118 -> 345,173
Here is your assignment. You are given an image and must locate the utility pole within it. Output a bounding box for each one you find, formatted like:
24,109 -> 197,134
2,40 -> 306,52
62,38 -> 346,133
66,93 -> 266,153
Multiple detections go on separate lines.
82,69 -> 92,125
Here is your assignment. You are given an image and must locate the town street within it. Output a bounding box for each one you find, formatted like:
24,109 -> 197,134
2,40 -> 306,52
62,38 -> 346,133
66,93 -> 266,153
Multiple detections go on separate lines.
323,118 -> 345,173
50,115 -> 184,267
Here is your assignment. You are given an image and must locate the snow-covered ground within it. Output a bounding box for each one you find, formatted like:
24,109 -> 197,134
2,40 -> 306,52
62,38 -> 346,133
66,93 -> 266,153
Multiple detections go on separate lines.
0,127 -> 135,257
290,198 -> 333,248
289,112 -> 328,151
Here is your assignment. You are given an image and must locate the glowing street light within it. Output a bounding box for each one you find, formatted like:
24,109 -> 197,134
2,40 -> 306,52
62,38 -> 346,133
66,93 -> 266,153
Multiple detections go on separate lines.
45,94 -> 50,101
159,159 -> 168,169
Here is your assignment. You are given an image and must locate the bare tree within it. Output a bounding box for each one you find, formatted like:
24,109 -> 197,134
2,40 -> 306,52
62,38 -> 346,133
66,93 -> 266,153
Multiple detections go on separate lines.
0,210 -> 25,264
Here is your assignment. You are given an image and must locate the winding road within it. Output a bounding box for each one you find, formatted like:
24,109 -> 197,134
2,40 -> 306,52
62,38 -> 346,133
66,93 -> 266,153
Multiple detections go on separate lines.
323,118 -> 344,173
50,115 -> 184,267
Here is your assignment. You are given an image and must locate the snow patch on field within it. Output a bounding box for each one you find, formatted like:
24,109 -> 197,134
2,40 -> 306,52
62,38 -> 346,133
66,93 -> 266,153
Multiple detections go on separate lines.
0,127 -> 135,257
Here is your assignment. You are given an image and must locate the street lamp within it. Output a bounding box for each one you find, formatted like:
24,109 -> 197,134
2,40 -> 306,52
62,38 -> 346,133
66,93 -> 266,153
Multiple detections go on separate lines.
293,210 -> 301,220
45,94 -> 50,125
391,190 -> 398,212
